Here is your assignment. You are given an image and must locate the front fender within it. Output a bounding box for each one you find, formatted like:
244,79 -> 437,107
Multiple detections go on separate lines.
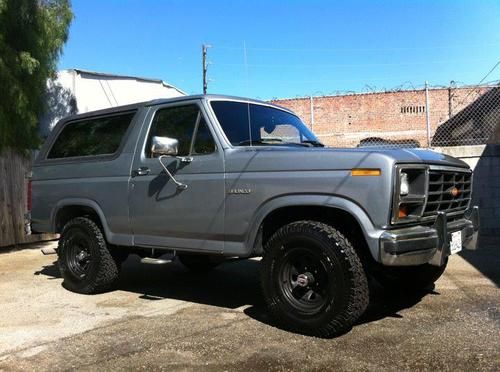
245,194 -> 384,260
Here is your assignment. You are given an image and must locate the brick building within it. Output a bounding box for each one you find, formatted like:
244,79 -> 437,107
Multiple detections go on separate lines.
271,85 -> 499,148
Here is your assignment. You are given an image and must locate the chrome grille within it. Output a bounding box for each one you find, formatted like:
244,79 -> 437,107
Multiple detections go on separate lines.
423,170 -> 472,217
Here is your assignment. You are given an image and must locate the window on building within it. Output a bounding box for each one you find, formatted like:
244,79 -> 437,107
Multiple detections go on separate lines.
400,105 -> 425,114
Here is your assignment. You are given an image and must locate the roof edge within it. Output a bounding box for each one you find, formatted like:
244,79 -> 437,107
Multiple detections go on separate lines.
59,68 -> 187,95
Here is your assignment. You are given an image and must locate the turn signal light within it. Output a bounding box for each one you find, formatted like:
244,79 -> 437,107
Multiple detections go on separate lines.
351,168 -> 381,176
398,205 -> 408,218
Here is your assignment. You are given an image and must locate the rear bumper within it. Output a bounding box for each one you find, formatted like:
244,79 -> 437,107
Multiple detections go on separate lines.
379,206 -> 479,266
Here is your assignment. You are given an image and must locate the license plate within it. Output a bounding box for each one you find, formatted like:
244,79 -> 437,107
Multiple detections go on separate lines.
450,230 -> 462,255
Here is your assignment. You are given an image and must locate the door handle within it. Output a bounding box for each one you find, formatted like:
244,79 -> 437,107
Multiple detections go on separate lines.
134,167 -> 150,176
178,156 -> 193,163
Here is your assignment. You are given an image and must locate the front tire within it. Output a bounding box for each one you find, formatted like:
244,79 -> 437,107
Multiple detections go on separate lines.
58,217 -> 120,294
261,221 -> 369,337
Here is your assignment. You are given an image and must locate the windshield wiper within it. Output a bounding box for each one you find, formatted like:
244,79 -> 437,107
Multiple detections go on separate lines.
301,140 -> 325,147
238,139 -> 283,146
237,139 -> 323,148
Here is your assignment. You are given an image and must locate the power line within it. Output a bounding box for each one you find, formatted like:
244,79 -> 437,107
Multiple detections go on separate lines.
454,59 -> 500,107
214,42 -> 500,53
214,58 -> 492,69
476,59 -> 500,86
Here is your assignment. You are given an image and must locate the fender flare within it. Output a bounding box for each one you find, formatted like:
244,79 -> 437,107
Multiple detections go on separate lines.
245,194 -> 383,259
51,198 -> 114,242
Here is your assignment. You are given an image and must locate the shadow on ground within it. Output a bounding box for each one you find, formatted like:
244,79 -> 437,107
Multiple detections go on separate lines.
35,255 -> 434,338
460,237 -> 500,287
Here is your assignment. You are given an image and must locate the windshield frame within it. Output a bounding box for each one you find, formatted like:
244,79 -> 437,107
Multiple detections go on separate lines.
205,97 -> 321,149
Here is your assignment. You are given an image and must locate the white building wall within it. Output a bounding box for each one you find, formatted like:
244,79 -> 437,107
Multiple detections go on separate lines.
40,69 -> 186,136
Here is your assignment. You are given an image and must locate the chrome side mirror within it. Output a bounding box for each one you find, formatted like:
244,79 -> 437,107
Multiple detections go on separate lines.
151,136 -> 188,190
151,136 -> 179,157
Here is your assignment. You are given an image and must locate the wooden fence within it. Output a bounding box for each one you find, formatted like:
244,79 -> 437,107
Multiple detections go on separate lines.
0,149 -> 56,248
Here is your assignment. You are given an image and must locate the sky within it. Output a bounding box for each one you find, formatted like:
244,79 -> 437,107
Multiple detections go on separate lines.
58,0 -> 500,100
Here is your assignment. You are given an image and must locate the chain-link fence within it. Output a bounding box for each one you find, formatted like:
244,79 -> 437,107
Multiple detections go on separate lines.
271,83 -> 500,149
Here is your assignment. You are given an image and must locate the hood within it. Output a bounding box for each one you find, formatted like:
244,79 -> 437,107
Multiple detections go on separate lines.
353,147 -> 469,168
224,146 -> 469,173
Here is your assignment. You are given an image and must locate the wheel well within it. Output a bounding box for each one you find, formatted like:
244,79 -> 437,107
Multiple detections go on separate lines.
260,206 -> 371,261
55,205 -> 103,233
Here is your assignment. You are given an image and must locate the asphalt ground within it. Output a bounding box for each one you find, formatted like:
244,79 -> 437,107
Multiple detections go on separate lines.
0,240 -> 498,371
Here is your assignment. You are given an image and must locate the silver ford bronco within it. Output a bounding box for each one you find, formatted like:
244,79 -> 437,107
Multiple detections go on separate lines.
30,95 -> 479,336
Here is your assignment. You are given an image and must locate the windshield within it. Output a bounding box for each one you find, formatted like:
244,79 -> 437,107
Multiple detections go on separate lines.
210,101 -> 322,147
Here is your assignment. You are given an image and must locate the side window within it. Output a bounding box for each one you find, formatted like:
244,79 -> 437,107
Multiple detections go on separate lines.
147,104 -> 216,157
193,117 -> 216,154
48,111 -> 135,159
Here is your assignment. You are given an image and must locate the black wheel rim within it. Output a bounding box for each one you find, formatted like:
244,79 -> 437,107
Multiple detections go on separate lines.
279,245 -> 330,314
65,229 -> 93,278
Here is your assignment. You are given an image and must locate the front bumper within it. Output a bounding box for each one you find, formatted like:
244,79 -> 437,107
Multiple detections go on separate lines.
379,206 -> 479,266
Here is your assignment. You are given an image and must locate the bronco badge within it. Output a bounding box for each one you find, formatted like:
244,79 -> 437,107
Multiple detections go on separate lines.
228,188 -> 252,194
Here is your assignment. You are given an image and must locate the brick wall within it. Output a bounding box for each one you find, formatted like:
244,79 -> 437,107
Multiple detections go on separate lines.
271,87 -> 494,147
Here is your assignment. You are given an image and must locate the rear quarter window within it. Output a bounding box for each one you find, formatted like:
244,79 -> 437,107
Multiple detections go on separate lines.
47,111 -> 135,159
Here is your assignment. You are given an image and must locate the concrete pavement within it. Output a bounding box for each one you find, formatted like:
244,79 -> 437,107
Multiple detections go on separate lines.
0,241 -> 498,371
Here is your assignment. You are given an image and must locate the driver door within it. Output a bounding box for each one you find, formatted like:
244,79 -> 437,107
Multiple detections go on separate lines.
128,101 -> 225,252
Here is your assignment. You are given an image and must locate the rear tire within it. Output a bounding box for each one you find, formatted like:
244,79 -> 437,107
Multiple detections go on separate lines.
178,254 -> 222,272
371,259 -> 448,291
58,217 -> 120,294
261,220 -> 369,337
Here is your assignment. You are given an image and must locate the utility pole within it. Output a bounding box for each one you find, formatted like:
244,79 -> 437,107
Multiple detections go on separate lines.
202,44 -> 211,94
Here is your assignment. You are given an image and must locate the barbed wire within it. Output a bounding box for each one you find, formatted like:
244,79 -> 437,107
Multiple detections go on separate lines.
266,80 -> 500,101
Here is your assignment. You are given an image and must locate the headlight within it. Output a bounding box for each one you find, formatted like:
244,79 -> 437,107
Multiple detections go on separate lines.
400,172 -> 409,196
392,166 -> 428,224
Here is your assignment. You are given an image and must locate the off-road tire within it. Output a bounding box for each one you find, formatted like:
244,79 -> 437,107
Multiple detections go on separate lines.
261,220 -> 369,337
58,217 -> 120,294
371,259 -> 448,291
178,254 -> 222,272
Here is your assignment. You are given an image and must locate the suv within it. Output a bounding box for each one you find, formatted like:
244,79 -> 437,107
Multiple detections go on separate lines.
30,95 -> 479,337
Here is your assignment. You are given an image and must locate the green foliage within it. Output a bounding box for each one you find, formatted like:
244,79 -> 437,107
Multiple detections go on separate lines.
0,0 -> 72,153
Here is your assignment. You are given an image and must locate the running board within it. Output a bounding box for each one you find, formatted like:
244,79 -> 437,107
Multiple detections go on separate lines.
140,257 -> 173,265
41,247 -> 57,255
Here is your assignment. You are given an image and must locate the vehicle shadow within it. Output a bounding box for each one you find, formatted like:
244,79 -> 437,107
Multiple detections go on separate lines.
243,280 -> 433,337
35,255 -> 433,338
119,256 -> 263,308
459,237 -> 500,287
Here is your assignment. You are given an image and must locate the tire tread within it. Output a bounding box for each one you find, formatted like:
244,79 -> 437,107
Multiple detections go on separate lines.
261,220 -> 369,337
58,217 -> 119,294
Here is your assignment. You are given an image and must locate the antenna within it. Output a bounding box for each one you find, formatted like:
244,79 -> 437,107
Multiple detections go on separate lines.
243,40 -> 249,94
202,44 -> 212,94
